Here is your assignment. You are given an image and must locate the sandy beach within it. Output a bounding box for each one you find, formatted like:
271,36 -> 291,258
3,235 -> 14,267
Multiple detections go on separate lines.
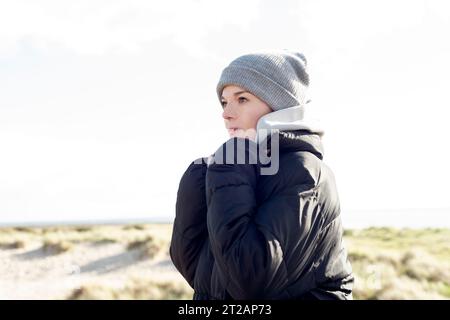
0,224 -> 193,299
0,224 -> 448,299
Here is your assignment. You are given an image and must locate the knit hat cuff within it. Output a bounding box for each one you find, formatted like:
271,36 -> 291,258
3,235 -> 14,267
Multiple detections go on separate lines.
216,65 -> 306,111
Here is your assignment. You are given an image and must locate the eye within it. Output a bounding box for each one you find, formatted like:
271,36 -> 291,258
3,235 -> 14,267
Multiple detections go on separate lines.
221,97 -> 247,108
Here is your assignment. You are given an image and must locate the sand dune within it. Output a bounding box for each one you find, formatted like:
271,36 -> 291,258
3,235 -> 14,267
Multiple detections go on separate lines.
0,224 -> 193,299
0,224 -> 448,299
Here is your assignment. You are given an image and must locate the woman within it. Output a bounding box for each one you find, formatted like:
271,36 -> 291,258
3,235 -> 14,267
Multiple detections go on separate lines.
170,50 -> 354,300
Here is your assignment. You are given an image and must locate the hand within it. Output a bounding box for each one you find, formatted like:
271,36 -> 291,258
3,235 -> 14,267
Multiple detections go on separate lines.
209,134 -> 260,168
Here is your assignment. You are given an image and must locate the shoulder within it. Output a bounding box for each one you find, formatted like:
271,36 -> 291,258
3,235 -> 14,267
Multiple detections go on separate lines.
260,152 -> 322,189
179,157 -> 208,185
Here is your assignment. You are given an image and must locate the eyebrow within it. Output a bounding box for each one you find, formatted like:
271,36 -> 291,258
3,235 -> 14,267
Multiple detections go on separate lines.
220,91 -> 249,100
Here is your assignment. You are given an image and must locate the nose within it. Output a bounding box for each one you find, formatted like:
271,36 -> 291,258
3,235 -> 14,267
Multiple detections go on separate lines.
222,103 -> 236,120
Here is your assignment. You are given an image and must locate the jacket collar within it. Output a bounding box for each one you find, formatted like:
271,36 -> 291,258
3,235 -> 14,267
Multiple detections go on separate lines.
255,104 -> 324,140
262,129 -> 324,160
255,105 -> 325,160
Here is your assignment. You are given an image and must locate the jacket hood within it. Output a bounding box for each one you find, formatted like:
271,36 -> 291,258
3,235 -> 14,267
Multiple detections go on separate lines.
255,104 -> 324,160
255,104 -> 325,141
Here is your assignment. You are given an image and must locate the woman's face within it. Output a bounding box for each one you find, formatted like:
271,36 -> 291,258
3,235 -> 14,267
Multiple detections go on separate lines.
221,85 -> 272,139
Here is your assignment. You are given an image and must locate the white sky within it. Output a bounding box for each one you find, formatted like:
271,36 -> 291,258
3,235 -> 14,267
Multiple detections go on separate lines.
1,0 -> 449,226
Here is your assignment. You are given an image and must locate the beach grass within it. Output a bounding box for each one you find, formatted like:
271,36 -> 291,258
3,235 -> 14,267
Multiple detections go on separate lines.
0,224 -> 448,299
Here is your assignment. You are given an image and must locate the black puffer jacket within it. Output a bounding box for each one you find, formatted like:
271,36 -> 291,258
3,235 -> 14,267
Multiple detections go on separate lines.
170,130 -> 354,300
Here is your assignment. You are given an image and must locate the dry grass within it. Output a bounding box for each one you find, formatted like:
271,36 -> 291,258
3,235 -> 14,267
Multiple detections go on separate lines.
126,235 -> 164,259
0,223 -> 172,248
0,240 -> 27,250
41,239 -> 73,254
1,224 -> 448,299
67,277 -> 193,300
345,227 -> 450,300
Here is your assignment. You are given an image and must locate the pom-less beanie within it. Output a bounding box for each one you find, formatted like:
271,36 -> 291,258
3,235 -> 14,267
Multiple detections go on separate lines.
216,49 -> 311,111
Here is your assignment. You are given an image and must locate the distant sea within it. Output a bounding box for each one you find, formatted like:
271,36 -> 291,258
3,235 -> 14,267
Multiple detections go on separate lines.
0,208 -> 448,229
342,208 -> 450,229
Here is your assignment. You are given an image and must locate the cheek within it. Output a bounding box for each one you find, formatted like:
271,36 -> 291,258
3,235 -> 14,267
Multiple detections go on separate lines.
241,110 -> 261,128
240,102 -> 271,129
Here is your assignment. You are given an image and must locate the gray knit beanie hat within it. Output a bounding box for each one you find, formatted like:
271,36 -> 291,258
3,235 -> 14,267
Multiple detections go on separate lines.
216,49 -> 310,111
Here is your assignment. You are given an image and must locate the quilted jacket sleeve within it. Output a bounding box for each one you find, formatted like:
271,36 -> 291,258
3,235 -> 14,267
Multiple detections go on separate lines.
205,138 -> 287,299
170,157 -> 208,288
